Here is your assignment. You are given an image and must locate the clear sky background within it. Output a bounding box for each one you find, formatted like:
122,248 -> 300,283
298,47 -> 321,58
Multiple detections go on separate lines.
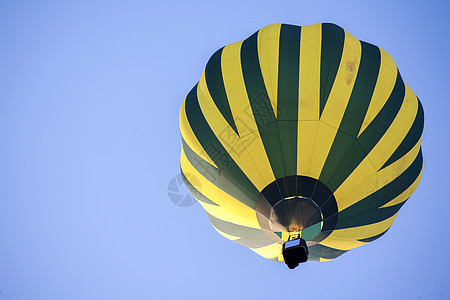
1,1 -> 449,299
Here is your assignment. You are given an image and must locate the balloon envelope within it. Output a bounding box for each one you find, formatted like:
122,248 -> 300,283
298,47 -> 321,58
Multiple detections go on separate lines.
179,23 -> 423,262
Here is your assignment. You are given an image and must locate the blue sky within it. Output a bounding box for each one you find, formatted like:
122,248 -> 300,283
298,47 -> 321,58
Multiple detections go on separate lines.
1,1 -> 449,299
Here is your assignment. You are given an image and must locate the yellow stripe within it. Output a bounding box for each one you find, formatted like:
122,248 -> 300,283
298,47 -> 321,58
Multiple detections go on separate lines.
179,99 -> 218,168
334,160 -> 378,212
298,23 -> 321,121
257,23 -> 281,117
232,132 -> 276,190
297,121 -> 320,176
180,145 -> 220,205
358,48 -> 398,136
215,224 -> 282,260
366,84 -> 418,168
197,72 -> 271,191
320,238 -> 365,251
319,257 -> 333,262
334,139 -> 421,211
309,30 -> 361,178
250,242 -> 282,260
334,87 -> 419,211
308,121 -> 339,179
320,212 -> 399,250
181,146 -> 262,228
221,41 -> 276,188
212,225 -> 240,241
380,168 -> 422,208
221,41 -> 255,136
297,23 -> 321,176
319,30 -> 361,128
377,138 -> 421,189
198,198 -> 262,229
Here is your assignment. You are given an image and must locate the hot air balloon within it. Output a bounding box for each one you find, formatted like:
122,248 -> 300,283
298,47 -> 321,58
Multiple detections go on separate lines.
179,23 -> 423,268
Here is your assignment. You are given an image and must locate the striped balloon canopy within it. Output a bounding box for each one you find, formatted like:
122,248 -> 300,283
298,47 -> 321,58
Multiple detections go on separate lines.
179,23 -> 423,262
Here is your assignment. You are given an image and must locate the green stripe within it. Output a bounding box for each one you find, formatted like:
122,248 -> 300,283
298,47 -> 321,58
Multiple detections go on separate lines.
322,70 -> 405,193
358,229 -> 389,243
277,121 -> 298,177
302,221 -> 322,241
277,24 -> 301,121
205,212 -> 275,249
276,24 -> 301,176
326,72 -> 406,193
180,171 -> 219,206
327,140 -> 367,191
318,131 -> 355,190
377,148 -> 422,207
338,42 -> 381,137
381,99 -> 424,170
184,85 -> 260,208
320,23 -> 345,116
334,202 -> 403,230
240,30 -> 285,179
182,138 -> 220,184
182,140 -> 254,207
333,149 -> 422,229
182,139 -> 256,207
356,71 -> 405,154
204,48 -> 239,135
308,244 -> 347,261
319,42 -> 381,191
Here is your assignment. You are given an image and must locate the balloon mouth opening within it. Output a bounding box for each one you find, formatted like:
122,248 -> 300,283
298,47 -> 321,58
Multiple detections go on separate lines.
255,175 -> 338,244
269,196 -> 323,233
